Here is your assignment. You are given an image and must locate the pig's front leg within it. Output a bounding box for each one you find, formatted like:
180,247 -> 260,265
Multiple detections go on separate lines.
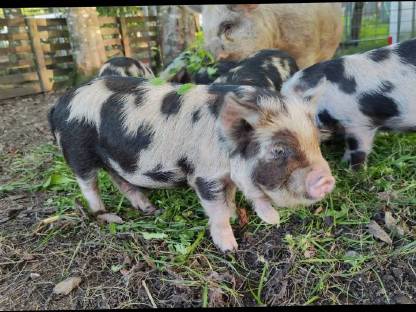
193,177 -> 238,252
251,197 -> 280,225
343,127 -> 377,170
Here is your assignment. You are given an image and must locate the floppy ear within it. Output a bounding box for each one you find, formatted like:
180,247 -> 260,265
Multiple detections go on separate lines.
220,88 -> 262,135
300,77 -> 327,109
186,5 -> 203,14
282,76 -> 327,112
226,4 -> 259,13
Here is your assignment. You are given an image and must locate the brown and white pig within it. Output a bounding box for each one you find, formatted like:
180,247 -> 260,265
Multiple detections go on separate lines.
48,76 -> 335,252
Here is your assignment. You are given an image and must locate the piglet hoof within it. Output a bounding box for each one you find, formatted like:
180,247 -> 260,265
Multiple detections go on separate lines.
211,227 -> 238,252
348,151 -> 367,171
140,204 -> 160,216
96,213 -> 124,224
257,208 -> 280,226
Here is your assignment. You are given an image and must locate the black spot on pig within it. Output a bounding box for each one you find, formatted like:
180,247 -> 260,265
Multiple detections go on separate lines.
299,64 -> 326,90
350,151 -> 367,169
98,94 -> 154,173
49,86 -> 104,180
192,108 -> 201,123
368,47 -> 391,62
395,39 -> 416,67
324,58 -> 356,94
317,109 -> 343,133
379,81 -> 394,93
104,76 -> 146,93
346,137 -> 359,151
99,67 -> 123,77
358,91 -> 400,127
134,87 -> 149,107
195,177 -> 224,201
161,91 -> 182,117
229,120 -> 259,159
177,157 -> 195,175
144,164 -> 176,182
300,58 -> 356,94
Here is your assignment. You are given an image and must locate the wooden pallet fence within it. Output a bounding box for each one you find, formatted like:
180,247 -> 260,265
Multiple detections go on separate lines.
0,14 -> 162,100
0,16 -> 41,99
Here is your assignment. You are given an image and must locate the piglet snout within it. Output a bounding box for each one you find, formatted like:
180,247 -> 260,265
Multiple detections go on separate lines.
306,169 -> 335,200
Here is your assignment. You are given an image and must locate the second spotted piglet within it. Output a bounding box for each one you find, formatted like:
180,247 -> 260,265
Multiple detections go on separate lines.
282,38 -> 416,169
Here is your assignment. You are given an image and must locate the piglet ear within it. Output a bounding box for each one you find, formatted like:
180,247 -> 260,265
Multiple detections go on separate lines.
283,76 -> 327,111
227,4 -> 259,13
302,77 -> 327,108
220,87 -> 262,133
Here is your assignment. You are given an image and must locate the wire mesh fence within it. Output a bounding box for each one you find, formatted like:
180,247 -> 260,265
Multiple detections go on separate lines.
336,1 -> 416,56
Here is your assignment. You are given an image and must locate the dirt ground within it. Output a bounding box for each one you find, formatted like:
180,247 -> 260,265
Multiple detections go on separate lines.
0,92 -> 415,309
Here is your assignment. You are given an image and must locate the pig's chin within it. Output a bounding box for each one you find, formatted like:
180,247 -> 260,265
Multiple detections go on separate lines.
262,188 -> 317,208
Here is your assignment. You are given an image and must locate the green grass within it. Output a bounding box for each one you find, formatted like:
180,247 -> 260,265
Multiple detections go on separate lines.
1,129 -> 416,305
336,15 -> 390,57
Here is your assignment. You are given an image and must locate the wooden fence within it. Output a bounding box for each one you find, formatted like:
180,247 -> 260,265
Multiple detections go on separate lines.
0,15 -> 161,100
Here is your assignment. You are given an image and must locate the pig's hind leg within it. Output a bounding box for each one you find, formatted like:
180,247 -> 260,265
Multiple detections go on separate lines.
193,177 -> 238,252
107,171 -> 158,214
76,173 -> 106,214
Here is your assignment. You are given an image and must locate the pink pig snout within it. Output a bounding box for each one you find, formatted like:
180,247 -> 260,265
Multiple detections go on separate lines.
305,168 -> 335,200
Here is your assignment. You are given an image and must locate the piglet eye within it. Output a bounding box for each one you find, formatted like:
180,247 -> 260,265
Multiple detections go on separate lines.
272,146 -> 286,159
221,22 -> 234,41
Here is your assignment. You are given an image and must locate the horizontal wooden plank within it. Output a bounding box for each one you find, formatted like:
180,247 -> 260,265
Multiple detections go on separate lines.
44,55 -> 73,65
0,59 -> 34,69
46,63 -> 74,70
0,72 -> 39,84
35,18 -> 67,27
41,42 -> 72,53
105,49 -> 123,58
100,27 -> 120,36
0,32 -> 30,41
131,47 -> 151,54
0,83 -> 42,100
0,45 -> 33,55
52,79 -> 72,90
39,30 -> 70,39
0,17 -> 25,27
129,36 -> 158,44
125,16 -> 157,24
51,67 -> 74,75
103,38 -> 122,46
98,16 -> 118,25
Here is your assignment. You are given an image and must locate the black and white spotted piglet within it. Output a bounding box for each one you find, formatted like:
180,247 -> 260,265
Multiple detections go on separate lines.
98,56 -> 155,78
48,76 -> 334,252
213,49 -> 299,91
282,38 -> 416,169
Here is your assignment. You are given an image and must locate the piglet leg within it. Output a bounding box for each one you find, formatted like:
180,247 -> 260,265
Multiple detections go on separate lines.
76,175 -> 124,224
108,171 -> 158,214
194,178 -> 238,252
343,127 -> 376,170
252,197 -> 280,225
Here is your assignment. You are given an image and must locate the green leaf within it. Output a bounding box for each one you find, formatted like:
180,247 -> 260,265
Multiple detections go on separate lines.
148,77 -> 166,86
142,232 -> 168,240
177,83 -> 195,95
207,67 -> 217,77
42,173 -> 74,190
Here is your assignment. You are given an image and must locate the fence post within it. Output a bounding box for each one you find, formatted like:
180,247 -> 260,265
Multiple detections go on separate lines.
26,18 -> 52,92
119,17 -> 132,57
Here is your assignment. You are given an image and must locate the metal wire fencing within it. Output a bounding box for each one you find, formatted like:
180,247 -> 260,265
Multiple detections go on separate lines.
337,1 -> 416,56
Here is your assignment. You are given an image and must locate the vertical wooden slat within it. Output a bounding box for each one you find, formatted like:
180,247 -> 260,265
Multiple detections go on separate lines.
26,17 -> 52,92
119,17 -> 131,57
142,8 -> 153,65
